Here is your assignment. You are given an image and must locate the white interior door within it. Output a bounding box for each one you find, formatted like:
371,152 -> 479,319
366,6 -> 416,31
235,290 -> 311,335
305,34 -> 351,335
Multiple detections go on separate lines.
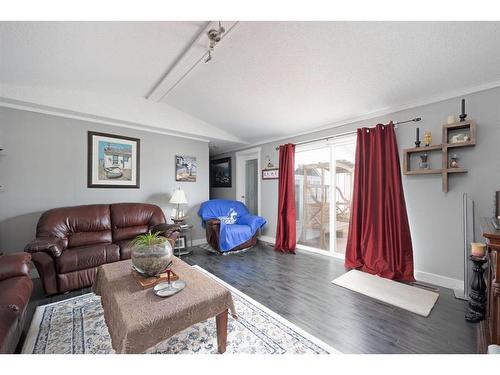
236,148 -> 261,215
245,159 -> 259,215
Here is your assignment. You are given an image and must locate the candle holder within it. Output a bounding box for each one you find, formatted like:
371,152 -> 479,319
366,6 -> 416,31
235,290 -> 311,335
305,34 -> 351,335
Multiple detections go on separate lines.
459,98 -> 467,122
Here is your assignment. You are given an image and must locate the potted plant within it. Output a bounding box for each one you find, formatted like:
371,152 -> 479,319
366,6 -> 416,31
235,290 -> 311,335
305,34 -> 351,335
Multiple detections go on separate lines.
130,231 -> 173,277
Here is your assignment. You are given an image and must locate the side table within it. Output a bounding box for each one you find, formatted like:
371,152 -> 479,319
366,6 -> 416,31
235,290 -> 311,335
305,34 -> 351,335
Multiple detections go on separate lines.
175,224 -> 193,257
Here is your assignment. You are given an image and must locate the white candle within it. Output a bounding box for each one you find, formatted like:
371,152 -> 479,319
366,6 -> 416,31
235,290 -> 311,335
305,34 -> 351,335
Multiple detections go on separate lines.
447,115 -> 455,124
471,242 -> 486,257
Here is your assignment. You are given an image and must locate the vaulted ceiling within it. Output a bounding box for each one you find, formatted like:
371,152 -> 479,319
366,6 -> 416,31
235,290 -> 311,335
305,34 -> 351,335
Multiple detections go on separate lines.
2,21 -> 500,153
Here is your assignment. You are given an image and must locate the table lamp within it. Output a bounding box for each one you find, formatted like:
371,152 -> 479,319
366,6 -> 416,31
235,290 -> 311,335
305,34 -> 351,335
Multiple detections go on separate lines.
170,188 -> 188,224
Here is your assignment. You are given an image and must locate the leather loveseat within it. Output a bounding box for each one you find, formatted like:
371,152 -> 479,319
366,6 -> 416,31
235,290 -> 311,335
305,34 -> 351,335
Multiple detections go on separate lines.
0,252 -> 33,353
25,203 -> 180,295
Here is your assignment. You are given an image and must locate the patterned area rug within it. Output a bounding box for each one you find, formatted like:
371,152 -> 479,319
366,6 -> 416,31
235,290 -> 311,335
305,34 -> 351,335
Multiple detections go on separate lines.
23,265 -> 338,354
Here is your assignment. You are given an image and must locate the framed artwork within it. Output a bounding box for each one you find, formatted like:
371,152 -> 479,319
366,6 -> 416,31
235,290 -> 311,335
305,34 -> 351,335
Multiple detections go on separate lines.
262,168 -> 279,180
87,131 -> 140,188
210,157 -> 232,187
175,155 -> 197,182
175,236 -> 186,250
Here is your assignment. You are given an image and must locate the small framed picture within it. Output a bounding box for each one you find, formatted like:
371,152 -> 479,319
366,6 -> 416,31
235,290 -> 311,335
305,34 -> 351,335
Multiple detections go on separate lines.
262,168 -> 279,180
87,131 -> 140,188
175,236 -> 186,250
175,155 -> 197,182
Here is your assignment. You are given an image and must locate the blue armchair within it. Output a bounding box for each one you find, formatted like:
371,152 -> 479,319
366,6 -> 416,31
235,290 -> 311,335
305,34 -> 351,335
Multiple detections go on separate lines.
198,199 -> 267,253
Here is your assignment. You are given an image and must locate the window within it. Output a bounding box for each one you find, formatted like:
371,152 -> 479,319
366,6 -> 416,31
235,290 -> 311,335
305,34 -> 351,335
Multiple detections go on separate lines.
113,155 -> 118,164
294,135 -> 356,256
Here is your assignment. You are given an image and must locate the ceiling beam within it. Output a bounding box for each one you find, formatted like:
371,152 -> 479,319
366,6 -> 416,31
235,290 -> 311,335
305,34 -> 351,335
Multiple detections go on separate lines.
146,21 -> 239,102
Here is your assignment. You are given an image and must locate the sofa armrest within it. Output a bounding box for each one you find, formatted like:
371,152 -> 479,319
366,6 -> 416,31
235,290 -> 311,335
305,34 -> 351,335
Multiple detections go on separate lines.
24,237 -> 66,257
151,223 -> 181,239
150,223 -> 181,248
0,253 -> 32,281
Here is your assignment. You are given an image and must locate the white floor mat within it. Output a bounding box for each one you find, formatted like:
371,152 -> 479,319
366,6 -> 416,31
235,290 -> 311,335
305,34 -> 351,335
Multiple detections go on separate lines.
332,270 -> 439,317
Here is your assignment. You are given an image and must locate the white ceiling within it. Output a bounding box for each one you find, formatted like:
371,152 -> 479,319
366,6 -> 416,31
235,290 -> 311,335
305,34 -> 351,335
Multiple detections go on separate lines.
2,21 -> 500,152
163,21 -> 500,146
0,21 -> 207,96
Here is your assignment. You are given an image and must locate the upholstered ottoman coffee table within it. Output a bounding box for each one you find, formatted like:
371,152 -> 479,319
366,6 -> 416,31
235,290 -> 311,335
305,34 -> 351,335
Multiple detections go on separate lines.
93,257 -> 236,354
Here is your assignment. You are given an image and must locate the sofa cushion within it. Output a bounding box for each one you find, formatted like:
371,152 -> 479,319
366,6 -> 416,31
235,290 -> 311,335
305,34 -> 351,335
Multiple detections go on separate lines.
0,276 -> 33,354
111,203 -> 165,242
0,253 -> 31,281
115,240 -> 134,260
0,305 -> 19,354
36,204 -> 112,248
56,243 -> 120,274
57,268 -> 97,294
0,276 -> 33,314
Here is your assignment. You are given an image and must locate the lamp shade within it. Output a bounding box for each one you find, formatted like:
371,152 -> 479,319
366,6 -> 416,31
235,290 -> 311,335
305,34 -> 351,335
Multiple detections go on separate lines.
170,189 -> 188,204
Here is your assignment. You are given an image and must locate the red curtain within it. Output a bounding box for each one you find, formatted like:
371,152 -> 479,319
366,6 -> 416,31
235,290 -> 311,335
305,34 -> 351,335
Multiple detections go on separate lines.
275,143 -> 296,253
345,123 -> 415,282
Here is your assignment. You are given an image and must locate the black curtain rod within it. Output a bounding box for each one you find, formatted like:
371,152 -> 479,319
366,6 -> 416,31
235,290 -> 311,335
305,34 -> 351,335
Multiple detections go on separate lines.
275,117 -> 421,150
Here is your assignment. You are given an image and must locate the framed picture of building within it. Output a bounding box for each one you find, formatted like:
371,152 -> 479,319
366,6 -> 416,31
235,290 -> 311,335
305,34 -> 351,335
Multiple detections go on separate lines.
87,131 -> 140,188
210,157 -> 232,187
175,155 -> 197,182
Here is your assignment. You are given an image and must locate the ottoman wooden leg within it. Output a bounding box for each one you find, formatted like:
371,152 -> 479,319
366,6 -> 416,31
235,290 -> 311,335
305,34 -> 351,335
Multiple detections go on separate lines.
216,309 -> 228,354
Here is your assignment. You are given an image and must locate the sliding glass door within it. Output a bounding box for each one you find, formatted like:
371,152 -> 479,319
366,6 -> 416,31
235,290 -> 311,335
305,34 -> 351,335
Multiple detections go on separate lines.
294,136 -> 355,256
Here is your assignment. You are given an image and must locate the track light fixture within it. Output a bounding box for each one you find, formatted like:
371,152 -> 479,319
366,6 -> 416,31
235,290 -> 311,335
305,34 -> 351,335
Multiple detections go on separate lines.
204,22 -> 225,64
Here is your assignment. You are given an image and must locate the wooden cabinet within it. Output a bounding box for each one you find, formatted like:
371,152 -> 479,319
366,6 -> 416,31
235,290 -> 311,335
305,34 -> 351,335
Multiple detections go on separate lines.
479,218 -> 500,352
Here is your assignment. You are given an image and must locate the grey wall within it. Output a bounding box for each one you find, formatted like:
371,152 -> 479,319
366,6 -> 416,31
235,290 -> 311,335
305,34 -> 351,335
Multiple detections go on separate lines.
210,86 -> 500,282
0,107 -> 210,252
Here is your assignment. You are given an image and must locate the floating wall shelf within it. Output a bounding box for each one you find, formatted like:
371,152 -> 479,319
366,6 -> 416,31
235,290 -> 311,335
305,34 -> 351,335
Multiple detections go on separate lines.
403,121 -> 477,192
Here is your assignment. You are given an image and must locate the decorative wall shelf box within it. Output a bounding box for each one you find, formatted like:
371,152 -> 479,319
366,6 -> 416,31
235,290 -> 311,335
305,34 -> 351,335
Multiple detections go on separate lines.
403,121 -> 476,192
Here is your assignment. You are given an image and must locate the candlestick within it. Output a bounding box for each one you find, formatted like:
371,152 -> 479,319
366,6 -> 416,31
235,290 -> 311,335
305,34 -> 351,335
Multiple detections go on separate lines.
459,98 -> 467,122
415,127 -> 421,147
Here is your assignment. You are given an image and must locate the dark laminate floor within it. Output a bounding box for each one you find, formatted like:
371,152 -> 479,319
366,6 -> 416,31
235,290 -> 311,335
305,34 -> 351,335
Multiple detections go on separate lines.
183,242 -> 476,354
18,242 -> 477,354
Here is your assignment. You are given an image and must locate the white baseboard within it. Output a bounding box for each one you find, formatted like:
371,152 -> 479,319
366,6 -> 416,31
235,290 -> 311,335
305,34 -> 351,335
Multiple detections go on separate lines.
258,235 -> 463,290
258,235 -> 275,245
192,238 -> 207,246
414,270 -> 463,291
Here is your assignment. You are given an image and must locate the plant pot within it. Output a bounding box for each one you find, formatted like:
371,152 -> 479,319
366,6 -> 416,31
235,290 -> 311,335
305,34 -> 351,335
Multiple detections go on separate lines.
131,239 -> 173,277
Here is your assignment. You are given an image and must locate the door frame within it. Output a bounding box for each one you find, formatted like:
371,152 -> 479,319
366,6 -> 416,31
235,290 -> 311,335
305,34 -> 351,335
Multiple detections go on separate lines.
235,147 -> 261,216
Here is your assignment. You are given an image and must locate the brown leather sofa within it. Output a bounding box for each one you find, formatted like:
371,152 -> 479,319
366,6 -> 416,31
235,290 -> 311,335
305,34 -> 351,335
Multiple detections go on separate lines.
0,253 -> 33,354
25,203 -> 180,295
205,219 -> 258,253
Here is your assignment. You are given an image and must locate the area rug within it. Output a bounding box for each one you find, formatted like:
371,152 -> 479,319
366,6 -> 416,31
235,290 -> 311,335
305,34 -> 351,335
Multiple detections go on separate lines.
331,269 -> 439,317
22,265 -> 338,354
